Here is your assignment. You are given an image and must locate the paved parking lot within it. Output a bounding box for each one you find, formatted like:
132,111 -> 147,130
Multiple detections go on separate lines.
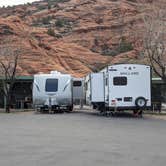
0,108 -> 166,166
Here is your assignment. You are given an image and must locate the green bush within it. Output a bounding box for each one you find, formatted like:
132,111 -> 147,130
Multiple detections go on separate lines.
55,19 -> 67,27
48,2 -> 52,9
101,44 -> 117,56
118,38 -> 133,53
37,5 -> 47,11
27,2 -> 31,6
55,19 -> 64,27
48,0 -> 70,3
102,49 -> 119,56
101,38 -> 133,56
45,0 -> 70,10
42,16 -> 52,24
47,28 -> 55,37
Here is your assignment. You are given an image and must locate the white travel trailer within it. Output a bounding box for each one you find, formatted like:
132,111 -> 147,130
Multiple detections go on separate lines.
33,71 -> 73,113
85,64 -> 151,115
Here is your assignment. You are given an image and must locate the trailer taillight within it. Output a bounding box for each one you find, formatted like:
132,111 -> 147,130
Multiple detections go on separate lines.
111,100 -> 116,106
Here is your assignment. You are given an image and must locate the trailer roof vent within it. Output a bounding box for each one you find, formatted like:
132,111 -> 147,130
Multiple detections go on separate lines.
50,71 -> 61,75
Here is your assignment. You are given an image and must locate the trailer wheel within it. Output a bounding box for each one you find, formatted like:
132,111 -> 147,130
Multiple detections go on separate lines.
135,97 -> 147,109
93,105 -> 97,109
66,105 -> 73,112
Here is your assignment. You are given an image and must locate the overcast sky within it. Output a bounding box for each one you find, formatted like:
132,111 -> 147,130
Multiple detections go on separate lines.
0,0 -> 41,7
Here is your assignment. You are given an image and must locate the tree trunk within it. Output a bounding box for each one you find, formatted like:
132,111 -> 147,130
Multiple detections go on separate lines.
6,104 -> 10,113
5,95 -> 11,113
163,78 -> 166,84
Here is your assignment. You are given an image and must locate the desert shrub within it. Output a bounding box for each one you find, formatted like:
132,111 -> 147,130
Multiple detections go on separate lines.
55,18 -> 71,28
32,18 -> 41,26
90,47 -> 98,53
48,0 -> 70,3
37,5 -> 47,11
101,38 -> 133,56
42,16 -> 52,24
46,0 -> 71,10
47,28 -> 55,36
54,33 -> 63,38
101,44 -> 118,56
55,19 -> 68,27
47,2 -> 52,9
127,0 -> 137,2
27,2 -> 32,6
118,38 -> 133,53
102,49 -> 119,56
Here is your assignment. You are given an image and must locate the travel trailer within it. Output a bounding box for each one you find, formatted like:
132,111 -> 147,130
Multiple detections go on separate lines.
33,71 -> 73,113
85,64 -> 151,115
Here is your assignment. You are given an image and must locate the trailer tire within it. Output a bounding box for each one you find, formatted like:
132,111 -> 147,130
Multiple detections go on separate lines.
67,105 -> 73,112
92,105 -> 97,109
135,97 -> 147,109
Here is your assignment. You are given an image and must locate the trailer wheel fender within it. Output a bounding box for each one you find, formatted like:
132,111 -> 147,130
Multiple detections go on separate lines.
135,97 -> 147,109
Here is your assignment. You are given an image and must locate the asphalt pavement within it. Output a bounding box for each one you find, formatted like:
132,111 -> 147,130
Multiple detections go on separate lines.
0,108 -> 166,166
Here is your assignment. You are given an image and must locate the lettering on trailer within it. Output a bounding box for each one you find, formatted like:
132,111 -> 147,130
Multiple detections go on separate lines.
120,72 -> 139,75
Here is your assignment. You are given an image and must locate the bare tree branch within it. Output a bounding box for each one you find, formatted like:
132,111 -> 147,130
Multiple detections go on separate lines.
0,38 -> 21,113
139,1 -> 166,82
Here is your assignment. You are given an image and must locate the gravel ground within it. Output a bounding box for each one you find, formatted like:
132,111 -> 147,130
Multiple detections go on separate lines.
0,108 -> 166,166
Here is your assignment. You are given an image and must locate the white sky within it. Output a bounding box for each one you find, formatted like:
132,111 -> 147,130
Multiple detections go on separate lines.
0,0 -> 41,7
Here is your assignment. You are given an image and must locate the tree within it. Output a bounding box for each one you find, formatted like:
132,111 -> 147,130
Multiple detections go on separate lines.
48,1 -> 52,10
0,39 -> 21,113
47,0 -> 58,10
141,1 -> 166,82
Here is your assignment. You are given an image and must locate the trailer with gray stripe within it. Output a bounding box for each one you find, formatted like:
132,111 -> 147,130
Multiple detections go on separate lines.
33,71 -> 73,113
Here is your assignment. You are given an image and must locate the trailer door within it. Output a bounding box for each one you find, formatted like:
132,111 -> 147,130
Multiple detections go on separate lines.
91,73 -> 104,102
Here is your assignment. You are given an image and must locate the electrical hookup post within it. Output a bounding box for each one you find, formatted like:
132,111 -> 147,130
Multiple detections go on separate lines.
105,99 -> 117,117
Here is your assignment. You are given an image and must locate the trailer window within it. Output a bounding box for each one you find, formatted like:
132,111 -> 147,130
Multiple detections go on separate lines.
45,79 -> 58,92
73,81 -> 82,87
113,77 -> 127,86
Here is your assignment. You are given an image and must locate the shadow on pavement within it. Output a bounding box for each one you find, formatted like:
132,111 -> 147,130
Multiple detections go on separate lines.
73,108 -> 143,119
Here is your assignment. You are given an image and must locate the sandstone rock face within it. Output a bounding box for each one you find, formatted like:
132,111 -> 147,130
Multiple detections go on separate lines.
0,0 -> 165,77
